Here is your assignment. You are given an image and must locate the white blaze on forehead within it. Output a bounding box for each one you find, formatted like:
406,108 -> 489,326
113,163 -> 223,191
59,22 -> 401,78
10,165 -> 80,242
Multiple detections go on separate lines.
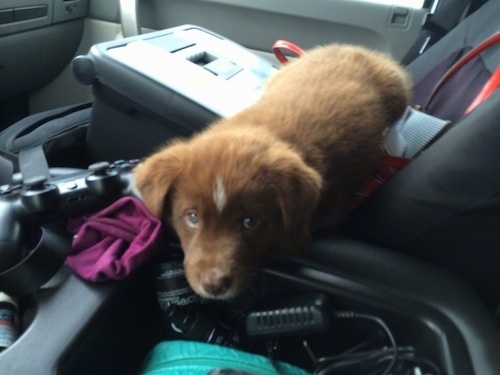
213,175 -> 227,213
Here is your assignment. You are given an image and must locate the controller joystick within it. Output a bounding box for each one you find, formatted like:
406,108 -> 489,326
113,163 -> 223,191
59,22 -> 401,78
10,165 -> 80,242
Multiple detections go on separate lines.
85,161 -> 122,198
20,175 -> 60,214
88,161 -> 112,175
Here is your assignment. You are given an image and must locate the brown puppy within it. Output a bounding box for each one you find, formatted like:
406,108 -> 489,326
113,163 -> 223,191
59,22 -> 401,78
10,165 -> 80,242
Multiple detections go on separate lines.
134,44 -> 411,300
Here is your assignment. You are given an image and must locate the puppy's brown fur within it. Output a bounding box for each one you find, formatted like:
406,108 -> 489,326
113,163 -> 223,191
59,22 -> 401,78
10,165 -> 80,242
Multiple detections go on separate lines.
134,44 -> 410,299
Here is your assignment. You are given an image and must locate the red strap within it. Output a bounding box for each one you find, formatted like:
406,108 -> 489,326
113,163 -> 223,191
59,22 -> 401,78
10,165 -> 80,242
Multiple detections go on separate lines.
272,40 -> 306,64
425,32 -> 500,112
464,65 -> 500,115
349,155 -> 411,211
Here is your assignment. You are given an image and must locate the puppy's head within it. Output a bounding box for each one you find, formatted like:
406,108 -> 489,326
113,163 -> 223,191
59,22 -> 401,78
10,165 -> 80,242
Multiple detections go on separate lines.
134,131 -> 322,299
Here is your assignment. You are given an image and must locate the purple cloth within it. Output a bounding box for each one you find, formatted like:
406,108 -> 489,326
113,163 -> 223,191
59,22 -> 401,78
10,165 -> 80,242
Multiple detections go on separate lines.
66,196 -> 163,282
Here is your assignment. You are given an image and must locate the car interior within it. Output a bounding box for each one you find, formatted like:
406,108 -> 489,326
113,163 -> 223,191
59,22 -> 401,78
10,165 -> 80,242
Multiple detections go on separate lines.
0,0 -> 499,374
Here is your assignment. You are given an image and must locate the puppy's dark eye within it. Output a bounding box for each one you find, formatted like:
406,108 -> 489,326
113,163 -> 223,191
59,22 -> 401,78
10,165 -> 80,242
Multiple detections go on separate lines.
243,215 -> 259,230
185,210 -> 200,228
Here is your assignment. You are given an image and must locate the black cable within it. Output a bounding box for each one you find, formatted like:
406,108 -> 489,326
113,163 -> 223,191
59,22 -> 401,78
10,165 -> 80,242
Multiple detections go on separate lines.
393,347 -> 442,375
311,311 -> 398,375
266,340 -> 287,375
339,311 -> 397,375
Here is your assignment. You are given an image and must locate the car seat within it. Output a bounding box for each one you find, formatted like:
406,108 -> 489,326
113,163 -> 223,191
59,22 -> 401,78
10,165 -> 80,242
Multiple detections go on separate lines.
345,0 -> 500,314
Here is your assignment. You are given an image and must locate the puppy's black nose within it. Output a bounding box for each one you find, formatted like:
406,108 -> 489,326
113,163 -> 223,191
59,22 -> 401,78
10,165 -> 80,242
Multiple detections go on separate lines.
201,273 -> 232,296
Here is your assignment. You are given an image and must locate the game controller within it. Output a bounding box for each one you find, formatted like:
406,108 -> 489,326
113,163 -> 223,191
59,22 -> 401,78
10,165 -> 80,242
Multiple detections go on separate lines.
0,160 -> 139,295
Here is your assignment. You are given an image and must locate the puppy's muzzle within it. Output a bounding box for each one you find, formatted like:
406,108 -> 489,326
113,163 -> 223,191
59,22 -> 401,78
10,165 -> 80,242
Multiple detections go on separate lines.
200,272 -> 232,297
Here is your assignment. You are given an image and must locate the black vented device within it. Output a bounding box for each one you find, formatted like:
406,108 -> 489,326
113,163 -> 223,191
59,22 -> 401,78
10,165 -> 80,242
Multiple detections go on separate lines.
245,293 -> 332,339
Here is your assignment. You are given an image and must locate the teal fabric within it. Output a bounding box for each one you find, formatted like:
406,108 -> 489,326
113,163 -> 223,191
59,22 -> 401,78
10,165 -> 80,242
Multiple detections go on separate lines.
139,340 -> 310,375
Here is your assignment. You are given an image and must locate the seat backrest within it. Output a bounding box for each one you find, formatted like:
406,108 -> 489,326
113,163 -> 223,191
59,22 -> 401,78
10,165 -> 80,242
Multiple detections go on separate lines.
345,0 -> 500,311
408,1 -> 500,124
401,0 -> 472,65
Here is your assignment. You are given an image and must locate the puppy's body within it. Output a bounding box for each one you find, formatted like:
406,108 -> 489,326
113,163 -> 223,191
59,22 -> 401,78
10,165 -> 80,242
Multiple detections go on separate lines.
134,44 -> 411,299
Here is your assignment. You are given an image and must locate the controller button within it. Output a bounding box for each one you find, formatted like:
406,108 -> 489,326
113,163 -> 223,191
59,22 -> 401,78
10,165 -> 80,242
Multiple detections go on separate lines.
65,181 -> 78,190
20,178 -> 60,214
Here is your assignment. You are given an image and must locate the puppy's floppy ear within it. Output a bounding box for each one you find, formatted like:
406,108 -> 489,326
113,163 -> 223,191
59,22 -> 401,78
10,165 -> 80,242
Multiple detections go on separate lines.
264,151 -> 323,234
133,141 -> 188,218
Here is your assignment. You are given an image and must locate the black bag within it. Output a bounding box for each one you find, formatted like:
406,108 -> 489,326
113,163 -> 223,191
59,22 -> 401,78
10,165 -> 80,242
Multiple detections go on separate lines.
0,102 -> 91,184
